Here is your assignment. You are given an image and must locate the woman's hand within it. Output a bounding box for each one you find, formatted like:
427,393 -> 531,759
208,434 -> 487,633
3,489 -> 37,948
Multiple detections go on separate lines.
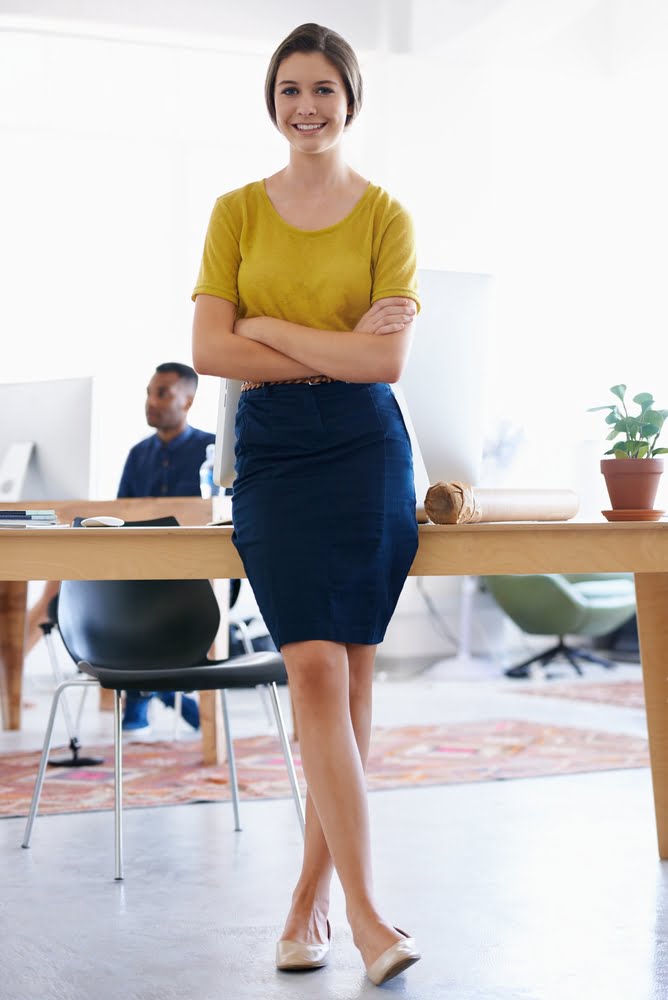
234,317 -> 256,340
234,316 -> 279,344
354,298 -> 417,336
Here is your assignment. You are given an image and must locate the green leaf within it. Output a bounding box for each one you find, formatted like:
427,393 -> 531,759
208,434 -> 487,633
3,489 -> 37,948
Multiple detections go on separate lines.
643,408 -> 665,424
595,387 -> 666,453
633,392 -> 654,412
616,417 -> 640,437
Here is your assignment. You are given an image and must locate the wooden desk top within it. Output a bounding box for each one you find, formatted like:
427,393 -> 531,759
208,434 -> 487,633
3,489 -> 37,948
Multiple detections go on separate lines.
4,514 -> 668,859
0,496 -> 213,526
1,520 -> 667,581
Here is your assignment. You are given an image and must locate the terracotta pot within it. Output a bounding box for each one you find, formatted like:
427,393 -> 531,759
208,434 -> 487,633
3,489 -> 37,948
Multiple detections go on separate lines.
600,457 -> 664,510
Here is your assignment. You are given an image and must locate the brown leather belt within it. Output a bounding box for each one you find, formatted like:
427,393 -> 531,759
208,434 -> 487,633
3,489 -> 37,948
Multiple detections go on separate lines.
241,375 -> 337,392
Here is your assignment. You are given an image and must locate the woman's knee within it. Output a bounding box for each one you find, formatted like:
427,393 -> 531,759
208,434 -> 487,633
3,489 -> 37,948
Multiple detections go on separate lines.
346,644 -> 376,700
282,640 -> 347,701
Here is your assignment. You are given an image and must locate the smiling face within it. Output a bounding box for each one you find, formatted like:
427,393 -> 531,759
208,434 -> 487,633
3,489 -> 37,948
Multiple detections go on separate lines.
274,51 -> 351,155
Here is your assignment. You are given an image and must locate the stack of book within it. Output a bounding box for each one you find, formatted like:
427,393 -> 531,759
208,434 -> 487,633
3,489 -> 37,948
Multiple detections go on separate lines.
0,509 -> 59,528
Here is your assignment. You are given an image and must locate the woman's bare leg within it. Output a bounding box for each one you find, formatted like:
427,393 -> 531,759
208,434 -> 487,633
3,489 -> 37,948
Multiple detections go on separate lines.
280,639 -> 404,967
280,642 -> 375,944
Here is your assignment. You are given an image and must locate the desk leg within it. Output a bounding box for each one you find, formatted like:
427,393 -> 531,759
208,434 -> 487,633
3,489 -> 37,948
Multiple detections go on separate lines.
99,688 -> 115,712
0,581 -> 27,730
198,580 -> 232,766
635,572 -> 668,859
200,691 -> 225,765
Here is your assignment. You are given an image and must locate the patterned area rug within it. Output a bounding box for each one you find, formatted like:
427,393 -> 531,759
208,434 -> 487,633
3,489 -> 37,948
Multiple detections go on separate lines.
0,721 -> 649,818
517,680 -> 645,710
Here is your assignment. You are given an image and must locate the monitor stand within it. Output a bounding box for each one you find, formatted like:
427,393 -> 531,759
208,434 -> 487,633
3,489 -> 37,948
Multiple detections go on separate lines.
0,442 -> 34,502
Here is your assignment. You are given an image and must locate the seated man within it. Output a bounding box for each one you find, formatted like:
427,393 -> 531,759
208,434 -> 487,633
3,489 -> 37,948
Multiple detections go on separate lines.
25,361 -> 215,736
117,361 -> 215,734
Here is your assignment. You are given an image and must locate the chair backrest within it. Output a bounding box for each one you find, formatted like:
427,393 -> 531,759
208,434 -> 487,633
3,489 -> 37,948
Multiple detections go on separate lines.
58,578 -> 221,671
58,515 -> 220,671
484,572 -> 636,638
484,574 -> 584,635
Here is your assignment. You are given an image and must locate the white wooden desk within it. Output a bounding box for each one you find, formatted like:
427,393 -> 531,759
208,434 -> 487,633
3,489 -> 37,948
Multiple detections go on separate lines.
1,520 -> 668,856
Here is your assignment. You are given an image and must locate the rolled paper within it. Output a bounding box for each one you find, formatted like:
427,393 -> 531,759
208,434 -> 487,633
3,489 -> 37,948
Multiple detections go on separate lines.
424,482 -> 580,524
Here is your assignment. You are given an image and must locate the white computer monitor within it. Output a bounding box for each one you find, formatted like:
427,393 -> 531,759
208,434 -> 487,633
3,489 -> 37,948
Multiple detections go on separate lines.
0,376 -> 96,500
212,269 -> 492,498
398,269 -> 493,499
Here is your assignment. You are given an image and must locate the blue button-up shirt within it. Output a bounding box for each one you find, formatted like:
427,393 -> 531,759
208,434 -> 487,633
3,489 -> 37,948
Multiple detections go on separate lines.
117,425 -> 215,498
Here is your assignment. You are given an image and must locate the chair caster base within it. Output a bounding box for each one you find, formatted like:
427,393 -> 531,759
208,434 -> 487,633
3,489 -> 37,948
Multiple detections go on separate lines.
48,738 -> 104,768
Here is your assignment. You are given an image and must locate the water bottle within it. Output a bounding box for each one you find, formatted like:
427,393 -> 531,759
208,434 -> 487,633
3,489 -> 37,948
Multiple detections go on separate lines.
199,443 -> 220,499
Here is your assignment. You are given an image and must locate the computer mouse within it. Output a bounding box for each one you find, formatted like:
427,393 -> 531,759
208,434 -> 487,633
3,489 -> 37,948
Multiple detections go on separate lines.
80,516 -> 125,527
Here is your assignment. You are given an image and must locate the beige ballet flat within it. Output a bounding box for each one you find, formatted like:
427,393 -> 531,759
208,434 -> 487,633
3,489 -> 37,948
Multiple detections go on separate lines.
275,920 -> 331,971
366,927 -> 421,986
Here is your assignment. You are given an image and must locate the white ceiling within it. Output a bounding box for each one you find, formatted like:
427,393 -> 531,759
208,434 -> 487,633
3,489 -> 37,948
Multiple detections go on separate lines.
0,0 -> 605,55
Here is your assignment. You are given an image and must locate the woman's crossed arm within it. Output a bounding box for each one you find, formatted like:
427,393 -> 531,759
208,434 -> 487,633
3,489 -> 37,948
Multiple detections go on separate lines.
192,294 -> 416,383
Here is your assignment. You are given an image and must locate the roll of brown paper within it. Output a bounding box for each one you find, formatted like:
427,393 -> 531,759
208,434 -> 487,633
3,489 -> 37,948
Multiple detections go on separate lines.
424,482 -> 579,524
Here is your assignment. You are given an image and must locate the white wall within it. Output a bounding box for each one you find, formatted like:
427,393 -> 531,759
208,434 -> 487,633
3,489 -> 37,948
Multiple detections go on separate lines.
1,0 -> 667,511
384,0 -> 668,509
0,16 -> 380,495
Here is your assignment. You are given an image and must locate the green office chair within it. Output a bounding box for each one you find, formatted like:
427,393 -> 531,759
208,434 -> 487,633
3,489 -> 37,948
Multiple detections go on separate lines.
484,573 -> 637,678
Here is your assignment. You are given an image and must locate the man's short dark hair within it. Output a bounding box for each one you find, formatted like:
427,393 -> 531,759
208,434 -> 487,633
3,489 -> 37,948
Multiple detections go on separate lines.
155,362 -> 198,391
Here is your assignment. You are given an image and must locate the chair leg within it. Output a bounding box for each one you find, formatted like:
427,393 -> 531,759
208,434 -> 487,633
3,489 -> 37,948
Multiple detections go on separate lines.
256,684 -> 275,730
43,631 -> 79,745
22,677 -> 97,849
43,630 -> 92,733
572,647 -> 617,669
561,646 -> 585,676
73,682 -> 90,735
267,683 -> 305,837
507,637 -> 615,680
172,691 -> 183,740
230,619 -> 255,654
42,639 -> 104,768
505,642 -> 562,679
231,623 -> 275,728
220,689 -> 242,832
113,689 -> 124,880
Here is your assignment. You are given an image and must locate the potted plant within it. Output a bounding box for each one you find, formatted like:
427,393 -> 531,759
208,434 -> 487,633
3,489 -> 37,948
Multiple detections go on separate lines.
588,384 -> 668,516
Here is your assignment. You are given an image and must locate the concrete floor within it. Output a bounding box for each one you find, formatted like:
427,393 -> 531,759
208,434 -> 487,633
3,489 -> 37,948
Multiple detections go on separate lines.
2,638 -> 667,1000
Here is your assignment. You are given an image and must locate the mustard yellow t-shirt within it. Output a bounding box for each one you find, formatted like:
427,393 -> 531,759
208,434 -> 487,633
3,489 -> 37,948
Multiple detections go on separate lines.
192,180 -> 419,328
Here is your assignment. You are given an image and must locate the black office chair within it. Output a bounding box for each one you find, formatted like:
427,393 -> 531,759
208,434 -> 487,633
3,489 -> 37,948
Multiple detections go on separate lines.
22,571 -> 304,880
38,523 -> 249,759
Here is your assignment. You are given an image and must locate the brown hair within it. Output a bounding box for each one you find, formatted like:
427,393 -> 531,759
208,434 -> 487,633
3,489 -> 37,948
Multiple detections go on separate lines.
265,23 -> 363,129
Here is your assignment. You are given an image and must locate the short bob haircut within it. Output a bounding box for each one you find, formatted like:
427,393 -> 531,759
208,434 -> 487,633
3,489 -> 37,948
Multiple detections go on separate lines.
265,23 -> 363,129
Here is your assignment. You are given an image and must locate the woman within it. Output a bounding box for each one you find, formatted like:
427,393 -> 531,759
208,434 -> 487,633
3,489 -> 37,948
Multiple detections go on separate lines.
192,22 -> 421,986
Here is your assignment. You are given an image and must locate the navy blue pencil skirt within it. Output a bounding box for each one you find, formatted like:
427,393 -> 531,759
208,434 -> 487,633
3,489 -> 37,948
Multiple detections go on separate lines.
231,381 -> 418,649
